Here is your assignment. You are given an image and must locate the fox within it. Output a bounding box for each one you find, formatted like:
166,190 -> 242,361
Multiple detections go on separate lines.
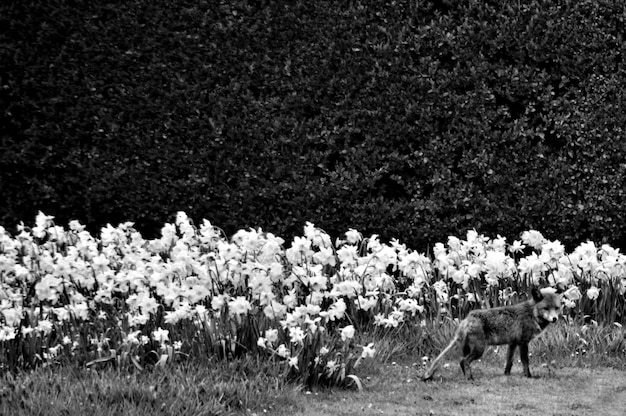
422,287 -> 562,380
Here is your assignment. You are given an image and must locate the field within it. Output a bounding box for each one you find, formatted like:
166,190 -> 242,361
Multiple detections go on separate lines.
1,213 -> 625,414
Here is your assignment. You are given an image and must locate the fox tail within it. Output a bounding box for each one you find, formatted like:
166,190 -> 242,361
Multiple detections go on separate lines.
422,331 -> 461,381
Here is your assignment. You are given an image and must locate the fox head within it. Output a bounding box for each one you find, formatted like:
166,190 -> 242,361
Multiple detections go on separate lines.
531,287 -> 562,325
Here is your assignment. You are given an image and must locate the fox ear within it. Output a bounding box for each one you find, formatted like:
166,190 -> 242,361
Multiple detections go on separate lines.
531,287 -> 544,302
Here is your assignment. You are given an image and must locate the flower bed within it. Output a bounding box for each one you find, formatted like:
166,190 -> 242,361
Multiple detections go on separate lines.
1,212 -> 624,385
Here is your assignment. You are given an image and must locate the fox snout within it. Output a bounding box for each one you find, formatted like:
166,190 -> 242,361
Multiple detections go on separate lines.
541,308 -> 560,323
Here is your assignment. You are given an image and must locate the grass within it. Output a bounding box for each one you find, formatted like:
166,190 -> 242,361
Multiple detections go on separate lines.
0,358 -> 303,416
2,321 -> 624,415
4,355 -> 624,416
295,362 -> 626,416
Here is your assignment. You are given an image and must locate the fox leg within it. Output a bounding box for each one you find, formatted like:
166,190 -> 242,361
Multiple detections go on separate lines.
520,343 -> 532,377
460,333 -> 485,380
504,343 -> 517,375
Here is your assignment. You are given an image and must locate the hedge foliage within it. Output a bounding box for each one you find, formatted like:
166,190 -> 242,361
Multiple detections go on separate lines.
1,0 -> 625,249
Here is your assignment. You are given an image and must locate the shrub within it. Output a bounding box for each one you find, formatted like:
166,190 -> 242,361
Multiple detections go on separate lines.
1,0 -> 625,250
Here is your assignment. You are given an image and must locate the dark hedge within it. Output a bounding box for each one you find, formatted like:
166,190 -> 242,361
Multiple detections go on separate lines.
1,0 -> 625,250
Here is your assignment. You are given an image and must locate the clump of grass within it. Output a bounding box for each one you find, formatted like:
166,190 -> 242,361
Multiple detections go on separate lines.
0,357 -> 302,416
532,319 -> 626,368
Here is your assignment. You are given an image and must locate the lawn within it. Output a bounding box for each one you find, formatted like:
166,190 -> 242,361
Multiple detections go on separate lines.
3,357 -> 624,416
0,358 -> 302,416
293,361 -> 626,416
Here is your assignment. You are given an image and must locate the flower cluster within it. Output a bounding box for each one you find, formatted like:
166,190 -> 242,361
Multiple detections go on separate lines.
1,212 -> 624,377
